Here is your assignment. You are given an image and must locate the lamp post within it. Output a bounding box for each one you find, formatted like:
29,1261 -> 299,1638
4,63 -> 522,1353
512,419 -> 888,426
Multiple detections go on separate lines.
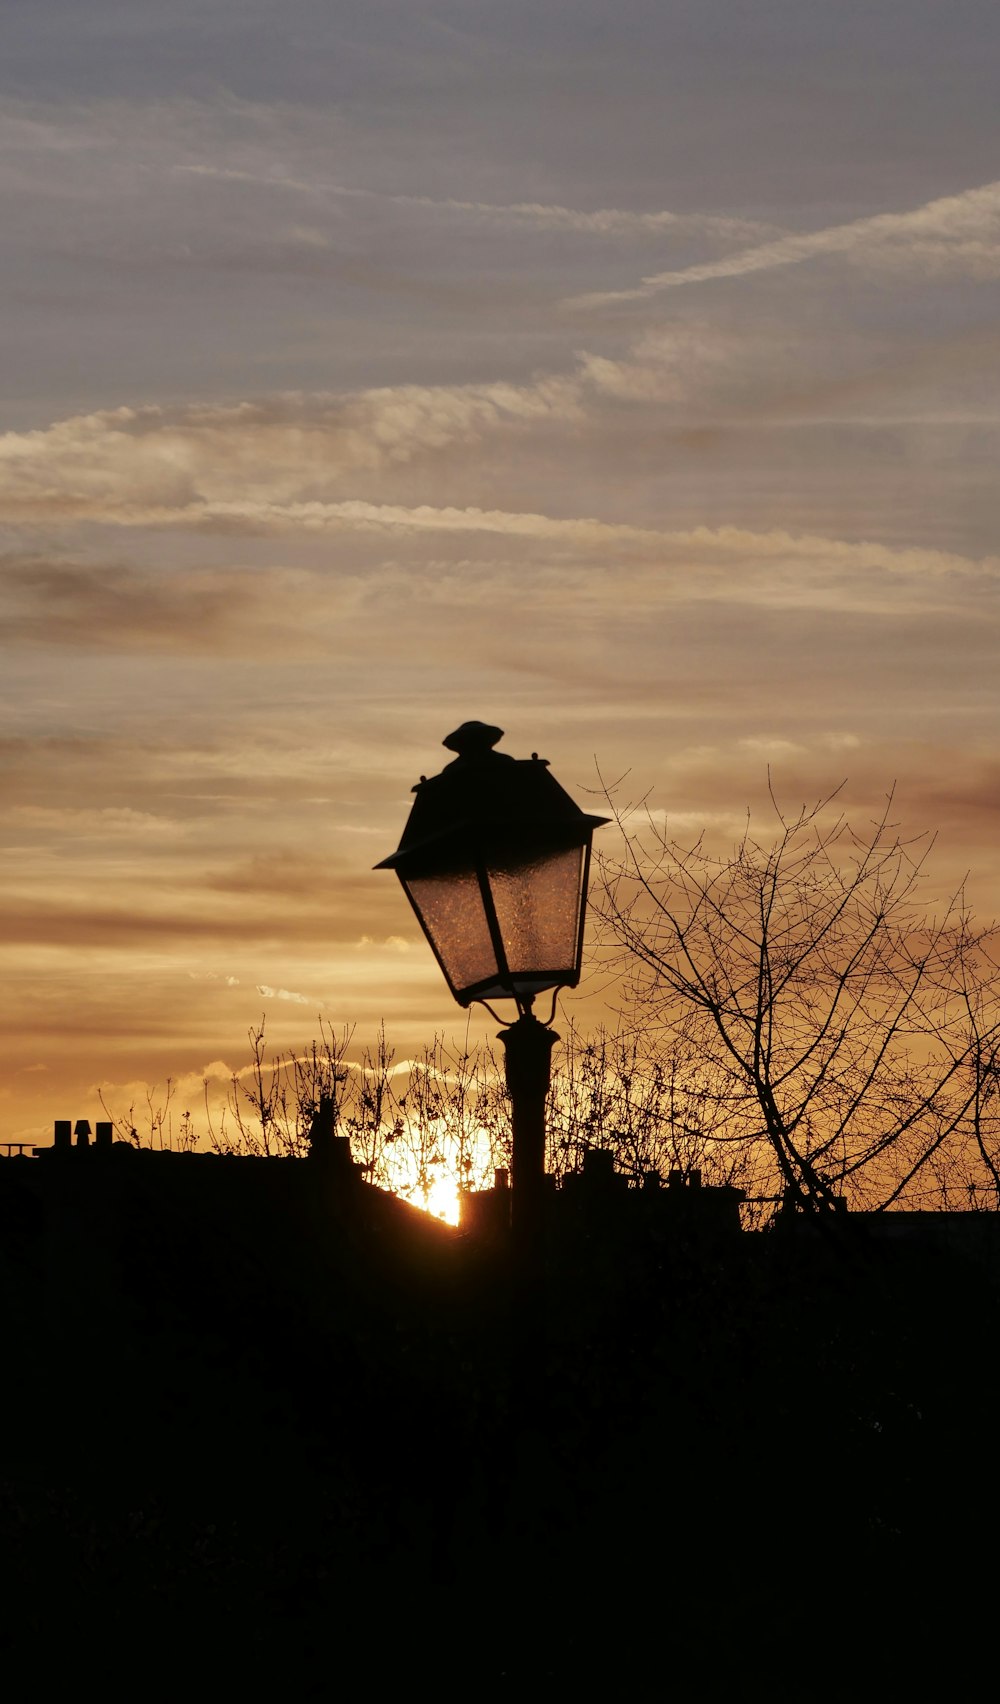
376,721 -> 606,1249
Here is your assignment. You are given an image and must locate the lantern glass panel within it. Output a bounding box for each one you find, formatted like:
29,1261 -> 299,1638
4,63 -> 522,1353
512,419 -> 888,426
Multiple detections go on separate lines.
403,866 -> 499,995
486,842 -> 586,979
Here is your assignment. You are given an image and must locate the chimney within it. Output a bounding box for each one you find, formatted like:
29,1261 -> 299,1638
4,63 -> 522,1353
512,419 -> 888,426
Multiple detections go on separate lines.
307,1095 -> 336,1163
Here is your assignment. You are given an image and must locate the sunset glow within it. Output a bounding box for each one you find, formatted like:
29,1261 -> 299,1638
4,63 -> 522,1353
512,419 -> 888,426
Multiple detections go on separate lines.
401,1169 -> 462,1228
2,6 -> 999,1144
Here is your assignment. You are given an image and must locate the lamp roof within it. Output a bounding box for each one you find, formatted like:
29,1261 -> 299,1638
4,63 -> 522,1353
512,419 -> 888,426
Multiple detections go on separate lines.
375,723 -> 607,872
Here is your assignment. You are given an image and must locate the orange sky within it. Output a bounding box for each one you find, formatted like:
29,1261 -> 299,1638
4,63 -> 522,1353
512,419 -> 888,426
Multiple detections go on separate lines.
2,4 -> 999,1141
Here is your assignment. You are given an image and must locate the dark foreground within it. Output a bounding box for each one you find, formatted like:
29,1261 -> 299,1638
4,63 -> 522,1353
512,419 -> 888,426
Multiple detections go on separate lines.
1,1153 -> 996,1689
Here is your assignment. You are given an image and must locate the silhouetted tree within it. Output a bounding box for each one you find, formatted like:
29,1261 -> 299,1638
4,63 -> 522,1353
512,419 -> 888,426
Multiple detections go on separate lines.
547,1018 -> 763,1208
594,781 -> 1000,1213
184,1018 -> 511,1213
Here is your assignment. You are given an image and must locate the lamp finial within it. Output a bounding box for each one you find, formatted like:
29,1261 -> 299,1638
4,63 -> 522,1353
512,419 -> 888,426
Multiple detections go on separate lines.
442,721 -> 504,759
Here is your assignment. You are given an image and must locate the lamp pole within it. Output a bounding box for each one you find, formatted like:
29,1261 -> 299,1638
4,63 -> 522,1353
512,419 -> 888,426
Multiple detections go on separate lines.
499,1008 -> 558,1256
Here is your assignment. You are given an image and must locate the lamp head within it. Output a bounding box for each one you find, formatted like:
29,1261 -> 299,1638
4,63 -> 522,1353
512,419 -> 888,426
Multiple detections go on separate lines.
376,724 -> 607,1008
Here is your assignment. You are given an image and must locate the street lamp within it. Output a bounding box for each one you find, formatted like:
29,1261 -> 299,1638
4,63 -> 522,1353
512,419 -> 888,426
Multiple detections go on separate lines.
376,720 -> 606,1244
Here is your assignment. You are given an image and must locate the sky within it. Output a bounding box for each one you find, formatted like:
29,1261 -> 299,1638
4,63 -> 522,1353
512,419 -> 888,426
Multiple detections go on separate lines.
2,1 -> 999,1141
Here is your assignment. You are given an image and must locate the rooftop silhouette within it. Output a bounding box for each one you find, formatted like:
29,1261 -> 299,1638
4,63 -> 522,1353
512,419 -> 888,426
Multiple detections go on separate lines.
3,1108 -> 999,1684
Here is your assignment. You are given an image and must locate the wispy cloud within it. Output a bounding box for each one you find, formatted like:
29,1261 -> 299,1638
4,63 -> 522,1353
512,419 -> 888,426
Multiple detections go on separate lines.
3,517 -> 992,675
10,804 -> 186,839
7,488 -> 987,593
569,181 -> 1000,306
179,162 -> 772,241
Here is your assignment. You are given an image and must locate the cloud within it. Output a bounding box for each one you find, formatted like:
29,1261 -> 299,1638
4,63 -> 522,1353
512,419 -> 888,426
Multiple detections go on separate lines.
2,512 -> 994,678
208,852 -> 345,901
10,804 -> 186,839
0,895 -> 387,951
0,378 -> 582,520
5,312 -> 996,549
4,388 -> 993,575
569,180 -> 1000,307
58,501 -> 988,596
179,163 -> 774,242
0,553 -> 334,654
577,321 -> 779,407
0,96 -> 772,245
0,95 -> 782,322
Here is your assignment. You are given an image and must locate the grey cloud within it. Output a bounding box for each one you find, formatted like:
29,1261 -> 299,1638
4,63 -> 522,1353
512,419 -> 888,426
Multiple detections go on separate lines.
0,94 -> 772,347
5,4 -> 997,210
0,554 -> 326,653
